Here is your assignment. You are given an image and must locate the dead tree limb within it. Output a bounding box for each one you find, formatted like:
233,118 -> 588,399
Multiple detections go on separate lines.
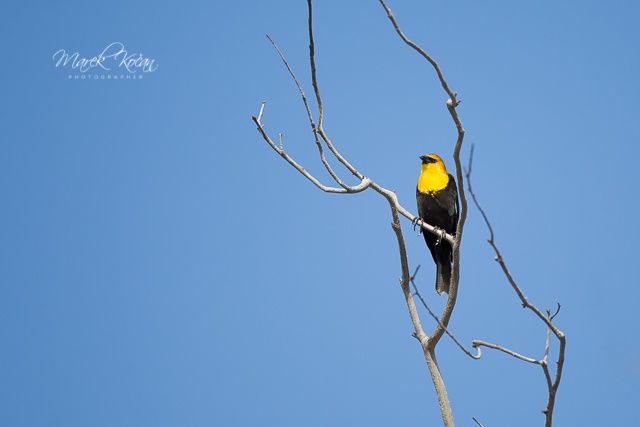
465,145 -> 566,426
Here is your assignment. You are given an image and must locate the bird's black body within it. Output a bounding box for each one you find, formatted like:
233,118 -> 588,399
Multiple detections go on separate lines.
416,154 -> 459,295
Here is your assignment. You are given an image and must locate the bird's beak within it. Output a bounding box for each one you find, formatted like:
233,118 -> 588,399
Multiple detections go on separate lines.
419,155 -> 428,162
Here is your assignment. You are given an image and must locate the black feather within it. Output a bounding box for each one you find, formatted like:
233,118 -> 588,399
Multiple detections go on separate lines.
416,174 -> 459,294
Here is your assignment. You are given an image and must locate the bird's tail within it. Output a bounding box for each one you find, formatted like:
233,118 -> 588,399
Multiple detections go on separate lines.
435,262 -> 452,295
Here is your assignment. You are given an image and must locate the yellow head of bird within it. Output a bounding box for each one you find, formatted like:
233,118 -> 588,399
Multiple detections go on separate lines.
417,153 -> 449,193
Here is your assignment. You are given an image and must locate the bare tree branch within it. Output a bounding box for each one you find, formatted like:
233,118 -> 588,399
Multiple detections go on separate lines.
412,264 -> 562,386
410,266 -> 480,360
253,103 -> 371,194
306,1 -> 363,183
472,417 -> 486,427
377,1 -> 459,106
471,340 -> 542,365
264,35 -> 349,189
465,145 -> 566,427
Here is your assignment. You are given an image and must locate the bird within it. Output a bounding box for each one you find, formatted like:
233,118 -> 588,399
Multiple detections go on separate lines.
415,154 -> 459,295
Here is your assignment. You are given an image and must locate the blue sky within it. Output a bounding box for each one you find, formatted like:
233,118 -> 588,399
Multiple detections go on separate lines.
1,1 -> 639,426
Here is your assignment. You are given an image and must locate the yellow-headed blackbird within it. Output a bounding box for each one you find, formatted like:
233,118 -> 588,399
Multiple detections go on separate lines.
416,154 -> 459,295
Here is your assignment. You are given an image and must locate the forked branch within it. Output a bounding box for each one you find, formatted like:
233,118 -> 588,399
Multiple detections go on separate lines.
465,145 -> 566,427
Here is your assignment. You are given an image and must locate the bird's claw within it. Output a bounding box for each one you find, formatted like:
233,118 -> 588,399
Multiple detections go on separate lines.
434,227 -> 445,245
412,217 -> 422,235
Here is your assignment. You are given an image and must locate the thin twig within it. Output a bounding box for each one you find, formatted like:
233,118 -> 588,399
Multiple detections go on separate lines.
465,145 -> 566,427
390,207 -> 429,350
265,34 -> 353,190
306,0 -> 323,128
265,35 -> 315,131
306,0 -> 363,181
465,147 -> 562,335
543,308 -> 552,362
471,340 -> 541,365
410,267 -> 480,360
412,267 -> 548,367
252,104 -> 372,194
377,0 -> 458,105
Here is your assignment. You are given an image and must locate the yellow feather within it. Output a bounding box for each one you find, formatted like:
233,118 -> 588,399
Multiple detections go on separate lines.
417,155 -> 449,193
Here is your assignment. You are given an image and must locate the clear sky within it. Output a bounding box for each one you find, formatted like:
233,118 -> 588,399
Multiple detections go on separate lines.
1,1 -> 639,426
